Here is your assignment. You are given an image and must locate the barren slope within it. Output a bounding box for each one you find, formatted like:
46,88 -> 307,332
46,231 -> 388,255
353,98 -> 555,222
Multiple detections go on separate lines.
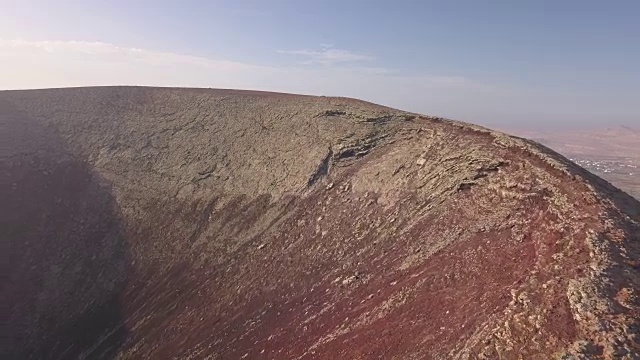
2,87 -> 639,359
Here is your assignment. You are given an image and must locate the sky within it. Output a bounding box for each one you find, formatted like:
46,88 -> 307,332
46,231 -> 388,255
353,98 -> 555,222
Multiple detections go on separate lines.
1,0 -> 638,129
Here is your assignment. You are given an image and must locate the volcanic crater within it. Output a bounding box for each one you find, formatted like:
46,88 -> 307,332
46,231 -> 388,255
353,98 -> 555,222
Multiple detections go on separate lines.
2,87 -> 639,359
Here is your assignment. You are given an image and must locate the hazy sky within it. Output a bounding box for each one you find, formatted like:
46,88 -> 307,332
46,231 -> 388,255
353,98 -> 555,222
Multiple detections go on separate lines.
1,0 -> 638,129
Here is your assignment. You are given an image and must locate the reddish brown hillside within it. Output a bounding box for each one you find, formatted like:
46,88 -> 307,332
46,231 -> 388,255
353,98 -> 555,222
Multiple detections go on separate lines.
1,87 -> 639,359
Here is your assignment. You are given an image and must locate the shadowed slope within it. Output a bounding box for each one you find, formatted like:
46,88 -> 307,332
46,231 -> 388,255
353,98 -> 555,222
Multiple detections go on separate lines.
1,87 -> 638,359
1,99 -> 129,359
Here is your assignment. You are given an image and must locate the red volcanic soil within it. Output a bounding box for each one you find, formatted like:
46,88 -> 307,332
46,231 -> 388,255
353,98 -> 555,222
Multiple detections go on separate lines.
2,87 -> 639,359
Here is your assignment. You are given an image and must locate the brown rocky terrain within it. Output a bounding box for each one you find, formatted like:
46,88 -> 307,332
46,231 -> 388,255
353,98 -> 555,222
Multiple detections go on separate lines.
1,87 -> 639,359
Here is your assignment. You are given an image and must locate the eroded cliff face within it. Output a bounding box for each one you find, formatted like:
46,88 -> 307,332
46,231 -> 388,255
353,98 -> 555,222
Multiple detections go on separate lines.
1,87 -> 639,359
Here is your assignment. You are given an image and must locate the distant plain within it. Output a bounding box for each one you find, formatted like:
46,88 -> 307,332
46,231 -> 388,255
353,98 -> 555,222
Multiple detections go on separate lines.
504,126 -> 640,200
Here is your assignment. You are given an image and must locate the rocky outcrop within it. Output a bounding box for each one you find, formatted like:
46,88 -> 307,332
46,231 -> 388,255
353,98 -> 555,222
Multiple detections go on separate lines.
1,87 -> 638,359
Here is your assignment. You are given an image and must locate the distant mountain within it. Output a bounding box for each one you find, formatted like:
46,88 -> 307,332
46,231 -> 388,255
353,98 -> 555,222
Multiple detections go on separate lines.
606,124 -> 639,134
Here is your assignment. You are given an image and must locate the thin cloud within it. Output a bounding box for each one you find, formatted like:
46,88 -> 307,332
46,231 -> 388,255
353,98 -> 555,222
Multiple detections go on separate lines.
0,39 -> 262,71
0,39 -> 633,128
1,39 -> 507,124
278,46 -> 373,65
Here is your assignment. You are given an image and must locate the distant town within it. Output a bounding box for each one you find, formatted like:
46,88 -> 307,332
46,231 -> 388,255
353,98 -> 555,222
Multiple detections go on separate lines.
570,157 -> 637,176
569,157 -> 639,200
